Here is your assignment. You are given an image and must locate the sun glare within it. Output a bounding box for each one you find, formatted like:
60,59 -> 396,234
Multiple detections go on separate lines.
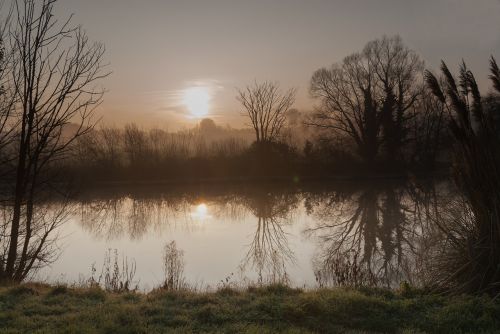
191,203 -> 210,221
182,87 -> 211,118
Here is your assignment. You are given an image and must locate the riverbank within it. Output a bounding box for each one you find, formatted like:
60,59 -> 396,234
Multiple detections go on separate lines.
0,283 -> 498,333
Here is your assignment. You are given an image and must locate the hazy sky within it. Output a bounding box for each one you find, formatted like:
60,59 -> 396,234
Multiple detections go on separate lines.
53,0 -> 500,130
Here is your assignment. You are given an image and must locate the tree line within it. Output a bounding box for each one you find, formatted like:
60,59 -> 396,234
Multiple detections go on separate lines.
65,36 -> 459,182
237,36 -> 453,173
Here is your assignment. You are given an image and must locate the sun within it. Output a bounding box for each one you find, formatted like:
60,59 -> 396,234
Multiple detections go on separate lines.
182,87 -> 211,118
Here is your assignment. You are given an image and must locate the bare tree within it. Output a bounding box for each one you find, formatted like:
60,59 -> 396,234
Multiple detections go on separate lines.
365,36 -> 424,160
0,0 -> 109,282
309,36 -> 424,164
237,81 -> 296,144
309,53 -> 381,163
0,2 -> 16,172
123,123 -> 149,167
76,126 -> 123,170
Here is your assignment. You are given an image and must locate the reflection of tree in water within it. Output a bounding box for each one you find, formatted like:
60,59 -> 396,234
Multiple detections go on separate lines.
240,191 -> 299,285
306,182 -> 441,287
77,192 -> 248,241
0,200 -> 75,280
78,197 -> 193,240
79,199 -> 125,240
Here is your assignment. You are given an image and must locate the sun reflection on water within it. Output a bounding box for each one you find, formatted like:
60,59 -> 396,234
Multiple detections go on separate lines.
191,203 -> 211,221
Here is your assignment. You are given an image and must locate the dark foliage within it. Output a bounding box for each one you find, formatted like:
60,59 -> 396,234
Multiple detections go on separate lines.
425,57 -> 500,296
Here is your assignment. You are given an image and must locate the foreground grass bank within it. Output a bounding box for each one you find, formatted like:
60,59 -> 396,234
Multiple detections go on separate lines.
0,284 -> 499,333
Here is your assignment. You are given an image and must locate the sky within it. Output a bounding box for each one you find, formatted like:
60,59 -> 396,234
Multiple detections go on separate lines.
52,0 -> 500,130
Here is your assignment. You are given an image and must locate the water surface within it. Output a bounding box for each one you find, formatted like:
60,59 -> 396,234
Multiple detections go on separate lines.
38,181 -> 453,290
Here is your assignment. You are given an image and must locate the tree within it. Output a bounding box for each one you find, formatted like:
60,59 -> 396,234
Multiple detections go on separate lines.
365,37 -> 424,160
237,81 -> 296,144
0,22 -> 7,159
309,36 -> 424,164
309,53 -> 381,163
0,0 -> 109,282
0,3 -> 15,173
123,124 -> 148,168
199,118 -> 217,134
408,90 -> 448,168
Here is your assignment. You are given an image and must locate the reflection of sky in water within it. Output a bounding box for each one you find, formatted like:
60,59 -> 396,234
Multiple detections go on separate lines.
38,196 -> 318,291
35,183 -> 453,291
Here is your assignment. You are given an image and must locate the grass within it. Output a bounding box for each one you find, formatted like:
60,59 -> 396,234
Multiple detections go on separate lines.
0,284 -> 499,333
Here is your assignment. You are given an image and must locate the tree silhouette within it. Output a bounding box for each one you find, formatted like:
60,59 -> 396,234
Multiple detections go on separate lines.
0,8 -> 16,173
237,81 -> 296,144
309,36 -> 424,165
0,0 -> 109,282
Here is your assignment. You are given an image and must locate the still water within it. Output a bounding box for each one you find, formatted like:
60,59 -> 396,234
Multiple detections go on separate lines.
37,181 -> 453,291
